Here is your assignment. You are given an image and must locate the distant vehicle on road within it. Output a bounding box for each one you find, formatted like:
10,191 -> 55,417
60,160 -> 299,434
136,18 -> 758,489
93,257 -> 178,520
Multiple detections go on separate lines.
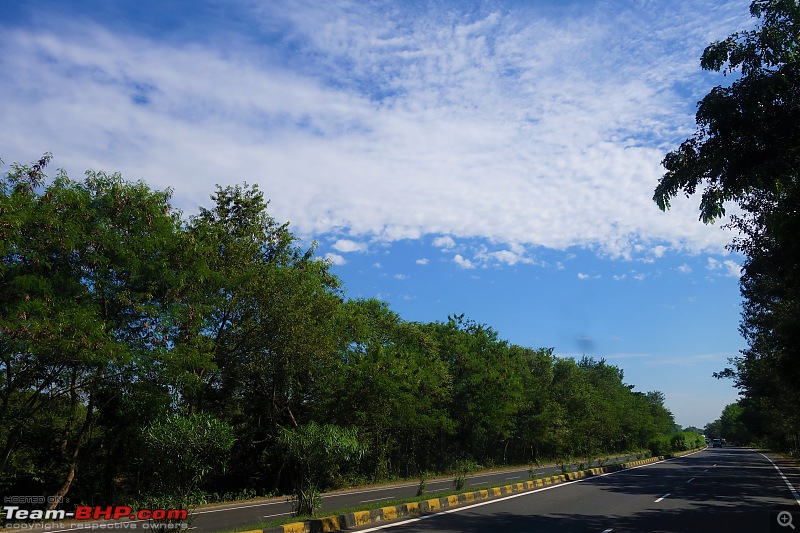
712,438 -> 722,448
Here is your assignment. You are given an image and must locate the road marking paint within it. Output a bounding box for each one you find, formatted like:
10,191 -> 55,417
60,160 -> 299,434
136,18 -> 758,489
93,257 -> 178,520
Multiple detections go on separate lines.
760,453 -> 800,506
192,500 -> 288,515
361,497 -> 394,503
262,512 -> 291,518
686,478 -> 695,483
506,476 -> 522,480
355,455 -> 696,532
655,493 -> 670,502
601,529 -> 614,532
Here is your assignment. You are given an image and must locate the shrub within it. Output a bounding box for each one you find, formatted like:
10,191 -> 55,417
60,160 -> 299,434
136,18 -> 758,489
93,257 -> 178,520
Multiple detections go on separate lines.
648,435 -> 672,456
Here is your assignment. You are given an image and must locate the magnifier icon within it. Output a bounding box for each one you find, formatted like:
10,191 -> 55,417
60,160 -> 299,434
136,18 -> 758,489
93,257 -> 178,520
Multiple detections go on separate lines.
778,511 -> 796,529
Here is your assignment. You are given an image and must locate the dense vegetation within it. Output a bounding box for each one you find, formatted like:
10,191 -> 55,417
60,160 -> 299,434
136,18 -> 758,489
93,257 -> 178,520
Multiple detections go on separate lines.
1,156 -> 681,512
654,0 -> 800,455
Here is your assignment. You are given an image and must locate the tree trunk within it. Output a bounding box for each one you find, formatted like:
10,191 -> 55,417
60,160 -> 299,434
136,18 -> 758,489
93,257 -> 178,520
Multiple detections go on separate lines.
47,393 -> 95,510
0,426 -> 21,477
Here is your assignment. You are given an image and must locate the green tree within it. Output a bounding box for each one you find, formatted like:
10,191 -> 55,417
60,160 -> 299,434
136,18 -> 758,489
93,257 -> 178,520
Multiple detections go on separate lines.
653,0 -> 800,452
653,0 -> 800,223
179,184 -> 344,491
278,422 -> 364,517
0,156 -> 185,505
428,316 -> 526,465
324,299 -> 452,479
510,346 -> 557,463
719,402 -> 752,444
704,419 -> 722,440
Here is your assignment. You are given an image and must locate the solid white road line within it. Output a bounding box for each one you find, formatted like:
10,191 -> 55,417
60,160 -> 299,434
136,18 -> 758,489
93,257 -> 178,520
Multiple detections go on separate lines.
361,497 -> 395,503
654,493 -> 670,503
193,501 -> 286,514
686,478 -> 695,483
760,453 -> 800,506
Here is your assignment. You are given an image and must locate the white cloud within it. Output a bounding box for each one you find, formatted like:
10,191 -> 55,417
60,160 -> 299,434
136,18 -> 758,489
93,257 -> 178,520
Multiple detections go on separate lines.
577,272 -> 590,280
604,353 -> 654,360
491,250 -> 521,265
333,239 -> 367,253
723,260 -> 741,278
0,1 -> 750,261
325,252 -> 346,265
373,262 -> 382,268
487,249 -> 536,266
433,236 -> 456,249
394,273 -> 408,280
613,274 -> 626,281
646,352 -> 731,366
677,264 -> 692,274
453,254 -> 475,269
706,257 -> 741,277
467,243 -> 540,268
416,258 -> 429,265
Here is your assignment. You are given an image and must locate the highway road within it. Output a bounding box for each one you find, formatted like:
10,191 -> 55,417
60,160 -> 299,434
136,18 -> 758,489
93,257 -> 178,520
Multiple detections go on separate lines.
351,447 -> 800,533
189,453 -> 635,532
15,449 -> 799,532
23,454 -> 634,533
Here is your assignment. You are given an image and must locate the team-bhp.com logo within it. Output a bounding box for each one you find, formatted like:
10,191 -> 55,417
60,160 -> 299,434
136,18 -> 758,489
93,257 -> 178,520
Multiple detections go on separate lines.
3,507 -> 188,521
2,504 -> 188,529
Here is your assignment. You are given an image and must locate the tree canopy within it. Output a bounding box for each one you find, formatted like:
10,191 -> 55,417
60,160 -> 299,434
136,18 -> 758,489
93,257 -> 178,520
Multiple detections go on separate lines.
654,0 -> 800,223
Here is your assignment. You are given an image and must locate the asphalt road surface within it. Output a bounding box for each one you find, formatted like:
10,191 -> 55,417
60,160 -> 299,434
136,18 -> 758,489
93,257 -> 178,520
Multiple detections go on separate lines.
350,447 -> 800,533
15,449 -> 799,533
23,454 -> 635,533
189,453 -> 634,532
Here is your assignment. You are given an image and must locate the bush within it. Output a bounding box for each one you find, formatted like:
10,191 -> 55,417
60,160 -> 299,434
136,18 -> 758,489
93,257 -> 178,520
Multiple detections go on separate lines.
279,422 -> 365,517
670,433 -> 690,452
649,432 -> 705,456
451,459 -> 480,491
141,413 -> 236,497
648,436 -> 672,456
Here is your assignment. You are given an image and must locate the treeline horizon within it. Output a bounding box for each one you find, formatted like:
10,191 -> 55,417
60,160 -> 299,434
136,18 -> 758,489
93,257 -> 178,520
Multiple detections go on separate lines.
1,155 -> 684,508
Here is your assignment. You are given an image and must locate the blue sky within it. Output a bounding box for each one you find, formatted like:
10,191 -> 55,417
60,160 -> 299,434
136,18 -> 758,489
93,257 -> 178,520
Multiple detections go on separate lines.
0,0 -> 754,428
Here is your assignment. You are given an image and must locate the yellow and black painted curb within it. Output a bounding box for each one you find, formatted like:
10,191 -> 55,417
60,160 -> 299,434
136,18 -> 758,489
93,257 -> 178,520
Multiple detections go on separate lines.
258,449 -> 703,533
